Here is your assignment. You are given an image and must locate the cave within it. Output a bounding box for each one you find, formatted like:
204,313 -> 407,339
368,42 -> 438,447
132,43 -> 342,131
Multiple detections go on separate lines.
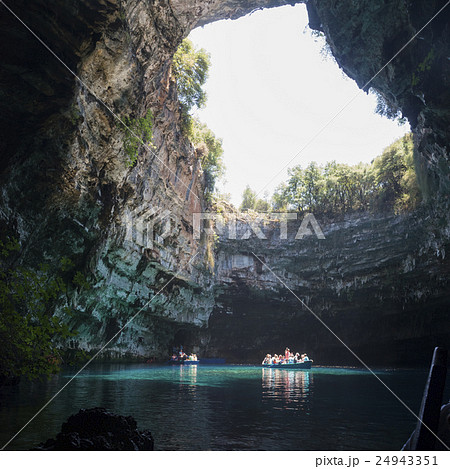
1,0 -> 450,454
0,0 -> 449,369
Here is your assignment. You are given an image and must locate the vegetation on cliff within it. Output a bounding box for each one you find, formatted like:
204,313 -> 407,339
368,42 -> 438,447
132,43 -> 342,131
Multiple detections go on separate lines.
240,186 -> 270,212
121,110 -> 155,168
189,118 -> 225,194
0,238 -> 89,381
248,133 -> 421,215
172,39 -> 224,196
172,39 -> 210,115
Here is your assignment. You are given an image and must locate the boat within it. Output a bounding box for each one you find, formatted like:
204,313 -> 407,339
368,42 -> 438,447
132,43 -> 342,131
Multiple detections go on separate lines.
262,360 -> 313,369
168,358 -> 199,365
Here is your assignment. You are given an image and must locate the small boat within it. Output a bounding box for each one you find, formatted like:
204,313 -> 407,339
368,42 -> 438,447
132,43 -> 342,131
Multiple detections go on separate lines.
262,360 -> 313,370
168,359 -> 199,365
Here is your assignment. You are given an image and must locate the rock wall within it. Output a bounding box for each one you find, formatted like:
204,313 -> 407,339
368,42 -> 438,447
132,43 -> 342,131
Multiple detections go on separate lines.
0,0 -> 213,359
309,0 -> 450,196
0,0 -> 449,364
207,207 -> 450,366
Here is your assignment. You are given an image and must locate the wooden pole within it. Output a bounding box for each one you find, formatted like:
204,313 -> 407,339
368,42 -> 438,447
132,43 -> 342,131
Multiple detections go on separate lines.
410,347 -> 448,450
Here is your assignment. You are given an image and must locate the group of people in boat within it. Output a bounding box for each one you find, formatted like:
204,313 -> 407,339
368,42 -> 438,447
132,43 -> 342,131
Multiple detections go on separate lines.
171,348 -> 198,362
262,347 -> 311,365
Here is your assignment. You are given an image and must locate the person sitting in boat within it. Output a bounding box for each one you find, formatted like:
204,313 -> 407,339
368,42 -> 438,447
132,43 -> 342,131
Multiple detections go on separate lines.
262,354 -> 271,365
303,353 -> 310,361
288,352 -> 295,364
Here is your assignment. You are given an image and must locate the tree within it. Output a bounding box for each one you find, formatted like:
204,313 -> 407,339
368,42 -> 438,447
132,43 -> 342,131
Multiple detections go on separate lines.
254,198 -> 270,212
172,39 -> 211,113
371,133 -> 420,211
285,165 -> 306,211
269,134 -> 420,216
240,185 -> 258,211
191,118 -> 225,194
172,40 -> 225,198
239,186 -> 270,212
272,183 -> 289,211
371,88 -> 402,121
302,162 -> 324,211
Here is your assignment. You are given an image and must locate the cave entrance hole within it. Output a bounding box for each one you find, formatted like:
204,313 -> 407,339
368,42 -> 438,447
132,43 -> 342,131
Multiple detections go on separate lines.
188,3 -> 410,207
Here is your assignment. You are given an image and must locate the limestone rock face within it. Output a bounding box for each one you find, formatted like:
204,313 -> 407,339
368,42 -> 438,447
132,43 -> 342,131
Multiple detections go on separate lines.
309,0 -> 450,195
0,0 -> 215,359
0,0 -> 449,364
210,208 -> 450,366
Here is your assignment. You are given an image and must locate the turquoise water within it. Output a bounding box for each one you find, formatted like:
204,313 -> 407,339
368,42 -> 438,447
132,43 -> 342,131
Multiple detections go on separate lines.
1,364 -> 448,450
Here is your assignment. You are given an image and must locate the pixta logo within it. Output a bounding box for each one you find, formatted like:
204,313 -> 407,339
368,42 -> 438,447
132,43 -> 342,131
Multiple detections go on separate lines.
193,212 -> 325,240
124,206 -> 180,248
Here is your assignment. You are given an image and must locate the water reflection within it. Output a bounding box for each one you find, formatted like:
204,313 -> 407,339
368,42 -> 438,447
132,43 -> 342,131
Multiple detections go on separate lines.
262,368 -> 313,412
178,365 -> 198,386
1,365 -> 440,450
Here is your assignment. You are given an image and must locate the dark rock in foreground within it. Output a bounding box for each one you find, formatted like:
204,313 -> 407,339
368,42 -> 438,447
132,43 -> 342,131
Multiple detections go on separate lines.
35,408 -> 154,451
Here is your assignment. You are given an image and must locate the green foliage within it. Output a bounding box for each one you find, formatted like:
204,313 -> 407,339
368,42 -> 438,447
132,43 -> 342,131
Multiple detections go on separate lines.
0,237 -> 20,257
61,348 -> 92,367
254,198 -> 271,212
240,186 -> 270,212
411,48 -> 435,87
172,40 -> 224,197
240,186 -> 258,211
190,118 -> 225,195
60,256 -> 75,272
270,134 -> 420,215
371,133 -> 420,212
372,88 -> 402,121
72,271 -> 91,290
121,109 -> 155,168
0,239 -> 78,380
172,39 -> 211,113
69,104 -> 82,125
373,47 -> 435,122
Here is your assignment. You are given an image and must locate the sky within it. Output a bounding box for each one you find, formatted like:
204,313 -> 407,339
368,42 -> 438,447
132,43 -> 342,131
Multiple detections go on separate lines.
188,3 -> 409,206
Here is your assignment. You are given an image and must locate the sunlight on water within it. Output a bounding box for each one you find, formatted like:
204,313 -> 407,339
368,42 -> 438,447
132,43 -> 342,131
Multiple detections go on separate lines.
68,365 -> 265,387
1,364 -> 448,450
68,365 -> 382,382
262,368 -> 312,412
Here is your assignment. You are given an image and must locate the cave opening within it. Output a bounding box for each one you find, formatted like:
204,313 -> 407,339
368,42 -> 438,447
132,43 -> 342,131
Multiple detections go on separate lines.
180,2 -> 450,368
0,0 -> 449,453
188,3 -> 411,207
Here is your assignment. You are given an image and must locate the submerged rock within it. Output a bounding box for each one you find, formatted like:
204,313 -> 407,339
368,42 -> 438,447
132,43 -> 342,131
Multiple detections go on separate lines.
35,408 -> 154,451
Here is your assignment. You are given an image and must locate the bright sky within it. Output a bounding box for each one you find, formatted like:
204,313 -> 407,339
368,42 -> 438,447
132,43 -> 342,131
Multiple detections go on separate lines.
189,3 -> 409,206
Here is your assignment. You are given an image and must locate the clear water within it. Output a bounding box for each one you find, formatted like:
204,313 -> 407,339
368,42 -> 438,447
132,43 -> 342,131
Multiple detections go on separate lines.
1,364 -> 448,450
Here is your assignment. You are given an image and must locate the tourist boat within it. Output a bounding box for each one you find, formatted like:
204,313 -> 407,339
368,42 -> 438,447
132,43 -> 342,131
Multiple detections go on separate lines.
168,358 -> 199,365
262,360 -> 313,369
